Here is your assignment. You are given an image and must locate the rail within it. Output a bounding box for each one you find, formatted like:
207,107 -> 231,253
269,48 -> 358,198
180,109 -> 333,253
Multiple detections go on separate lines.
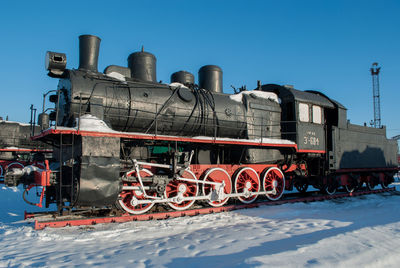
29,187 -> 396,230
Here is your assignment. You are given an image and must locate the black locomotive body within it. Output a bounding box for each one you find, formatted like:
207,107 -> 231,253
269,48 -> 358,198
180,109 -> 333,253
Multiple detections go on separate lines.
4,35 -> 397,215
55,69 -> 282,140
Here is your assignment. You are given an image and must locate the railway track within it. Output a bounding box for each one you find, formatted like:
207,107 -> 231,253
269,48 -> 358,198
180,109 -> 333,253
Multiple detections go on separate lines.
25,187 -> 397,230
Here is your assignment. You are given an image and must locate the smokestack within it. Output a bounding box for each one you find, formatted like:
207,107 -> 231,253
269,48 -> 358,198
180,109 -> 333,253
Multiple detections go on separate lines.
78,35 -> 101,72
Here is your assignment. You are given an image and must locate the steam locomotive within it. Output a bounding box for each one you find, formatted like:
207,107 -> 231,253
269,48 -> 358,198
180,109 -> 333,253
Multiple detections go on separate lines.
0,119 -> 50,183
4,35 -> 397,214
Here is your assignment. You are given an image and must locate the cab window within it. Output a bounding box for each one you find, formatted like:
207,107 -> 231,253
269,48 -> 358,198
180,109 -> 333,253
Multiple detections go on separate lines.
312,105 -> 322,124
299,103 -> 309,122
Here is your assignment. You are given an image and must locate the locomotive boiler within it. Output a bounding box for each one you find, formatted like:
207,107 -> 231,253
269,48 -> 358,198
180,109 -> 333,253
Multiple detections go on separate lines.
4,34 -> 398,217
52,35 -> 281,141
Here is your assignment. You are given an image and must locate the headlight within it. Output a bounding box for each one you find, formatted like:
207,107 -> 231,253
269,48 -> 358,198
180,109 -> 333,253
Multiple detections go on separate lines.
45,51 -> 67,76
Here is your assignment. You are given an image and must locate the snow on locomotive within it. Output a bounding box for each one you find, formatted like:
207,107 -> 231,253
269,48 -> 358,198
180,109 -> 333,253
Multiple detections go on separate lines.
5,35 -> 397,215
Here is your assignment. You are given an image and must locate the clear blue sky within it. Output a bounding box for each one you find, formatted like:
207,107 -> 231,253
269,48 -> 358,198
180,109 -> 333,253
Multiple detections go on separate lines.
1,0 -> 399,137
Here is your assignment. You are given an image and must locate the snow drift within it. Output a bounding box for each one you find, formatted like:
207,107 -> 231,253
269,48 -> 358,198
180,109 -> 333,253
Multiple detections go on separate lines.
1,184 -> 400,267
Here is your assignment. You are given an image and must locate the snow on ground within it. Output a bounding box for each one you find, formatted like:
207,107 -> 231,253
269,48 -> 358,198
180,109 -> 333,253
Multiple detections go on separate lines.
1,183 -> 400,267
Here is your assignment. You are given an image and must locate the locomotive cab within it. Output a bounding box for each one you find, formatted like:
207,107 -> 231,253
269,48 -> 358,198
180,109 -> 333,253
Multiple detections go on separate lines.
260,84 -> 334,154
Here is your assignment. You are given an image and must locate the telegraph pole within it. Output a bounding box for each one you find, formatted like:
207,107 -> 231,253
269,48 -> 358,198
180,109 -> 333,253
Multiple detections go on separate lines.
370,62 -> 381,128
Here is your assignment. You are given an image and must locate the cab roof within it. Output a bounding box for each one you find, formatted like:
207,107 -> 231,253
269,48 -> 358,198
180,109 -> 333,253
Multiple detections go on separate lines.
260,84 -> 344,109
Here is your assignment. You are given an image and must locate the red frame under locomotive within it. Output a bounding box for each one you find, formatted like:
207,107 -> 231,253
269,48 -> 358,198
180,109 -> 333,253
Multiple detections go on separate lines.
30,127 -> 303,212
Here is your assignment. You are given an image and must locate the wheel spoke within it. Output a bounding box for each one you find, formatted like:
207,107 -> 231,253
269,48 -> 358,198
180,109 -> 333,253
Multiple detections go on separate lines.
234,167 -> 260,204
263,167 -> 285,201
165,170 -> 198,210
380,173 -> 391,189
294,179 -> 308,193
202,168 -> 232,207
366,175 -> 376,191
117,169 -> 156,215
